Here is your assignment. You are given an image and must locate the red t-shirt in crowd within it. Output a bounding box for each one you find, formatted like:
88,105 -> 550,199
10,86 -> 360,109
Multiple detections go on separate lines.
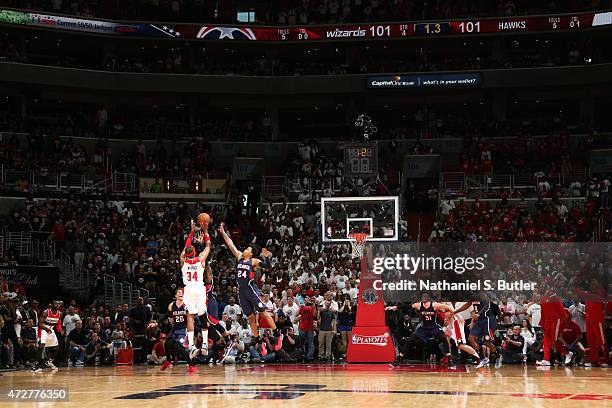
152,341 -> 166,357
559,320 -> 581,344
298,305 -> 315,332
52,223 -> 65,241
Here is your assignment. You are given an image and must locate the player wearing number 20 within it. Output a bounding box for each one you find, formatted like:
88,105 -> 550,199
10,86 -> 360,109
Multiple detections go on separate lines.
180,220 -> 212,354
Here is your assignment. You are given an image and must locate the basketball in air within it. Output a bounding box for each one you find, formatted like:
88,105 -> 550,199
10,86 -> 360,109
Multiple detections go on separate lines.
197,212 -> 211,227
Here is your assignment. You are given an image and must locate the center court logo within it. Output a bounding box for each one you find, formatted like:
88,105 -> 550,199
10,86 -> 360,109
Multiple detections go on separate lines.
351,332 -> 389,346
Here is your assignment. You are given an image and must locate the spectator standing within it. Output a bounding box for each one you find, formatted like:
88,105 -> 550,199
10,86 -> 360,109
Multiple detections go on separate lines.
110,322 -> 127,358
129,297 -> 151,336
499,299 -> 516,329
62,306 -> 81,339
317,300 -> 336,361
337,295 -> 353,358
115,304 -> 130,326
527,300 -> 542,331
296,296 -> 316,362
282,296 -> 300,331
568,300 -> 586,340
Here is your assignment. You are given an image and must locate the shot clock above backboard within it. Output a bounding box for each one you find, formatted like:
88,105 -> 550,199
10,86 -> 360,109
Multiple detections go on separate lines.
344,143 -> 378,177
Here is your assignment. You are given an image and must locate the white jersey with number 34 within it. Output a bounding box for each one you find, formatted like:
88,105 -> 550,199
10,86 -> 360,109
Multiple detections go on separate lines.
182,258 -> 205,286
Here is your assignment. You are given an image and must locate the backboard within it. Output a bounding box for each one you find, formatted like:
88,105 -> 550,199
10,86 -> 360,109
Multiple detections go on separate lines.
321,196 -> 399,242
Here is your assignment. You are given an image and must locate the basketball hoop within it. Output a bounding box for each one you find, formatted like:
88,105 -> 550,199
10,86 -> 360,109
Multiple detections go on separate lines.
348,233 -> 369,259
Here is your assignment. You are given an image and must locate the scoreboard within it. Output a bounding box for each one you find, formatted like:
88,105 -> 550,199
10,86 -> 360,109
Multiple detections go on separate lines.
344,143 -> 378,177
184,11 -> 610,41
2,9 -> 610,41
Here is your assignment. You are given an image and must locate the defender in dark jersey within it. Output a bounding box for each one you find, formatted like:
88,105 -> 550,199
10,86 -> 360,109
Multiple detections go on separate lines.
454,300 -> 500,368
219,222 -> 276,337
392,294 -> 454,366
204,264 -> 232,362
160,289 -> 197,372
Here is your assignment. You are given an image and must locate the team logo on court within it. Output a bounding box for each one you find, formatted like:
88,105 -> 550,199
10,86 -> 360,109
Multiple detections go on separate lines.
116,383 -> 612,401
361,289 -> 378,305
351,332 -> 389,346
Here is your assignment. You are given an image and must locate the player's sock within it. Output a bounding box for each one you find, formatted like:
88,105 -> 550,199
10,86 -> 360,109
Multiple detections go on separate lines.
470,351 -> 480,364
187,331 -> 194,349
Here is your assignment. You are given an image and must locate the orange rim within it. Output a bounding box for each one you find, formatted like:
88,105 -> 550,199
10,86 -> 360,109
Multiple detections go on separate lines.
348,233 -> 369,243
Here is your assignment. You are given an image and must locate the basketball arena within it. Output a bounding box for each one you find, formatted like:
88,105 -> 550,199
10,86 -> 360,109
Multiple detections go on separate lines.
0,1 -> 611,407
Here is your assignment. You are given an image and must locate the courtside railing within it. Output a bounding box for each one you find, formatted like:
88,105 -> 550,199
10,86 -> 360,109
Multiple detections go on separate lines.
264,171 -> 401,201
0,165 -> 137,195
441,167 -> 588,196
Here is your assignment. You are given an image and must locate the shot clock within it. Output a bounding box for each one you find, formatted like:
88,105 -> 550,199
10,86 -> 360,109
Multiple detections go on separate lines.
344,143 -> 378,177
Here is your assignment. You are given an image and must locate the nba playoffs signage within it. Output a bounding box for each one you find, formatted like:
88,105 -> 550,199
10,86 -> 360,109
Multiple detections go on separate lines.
348,256 -> 396,363
351,332 -> 390,347
367,73 -> 481,89
0,265 -> 60,301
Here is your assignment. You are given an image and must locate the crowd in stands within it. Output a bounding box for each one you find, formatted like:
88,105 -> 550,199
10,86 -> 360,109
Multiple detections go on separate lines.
0,0 -> 606,24
2,213 -> 610,368
0,105 -> 267,142
0,194 -> 367,367
433,193 -> 608,242
0,295 -> 149,368
0,148 -> 609,368
0,32 -> 602,77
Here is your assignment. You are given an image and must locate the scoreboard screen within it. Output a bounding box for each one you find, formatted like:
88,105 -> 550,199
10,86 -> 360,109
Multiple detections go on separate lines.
3,9 -> 610,42
344,144 -> 378,177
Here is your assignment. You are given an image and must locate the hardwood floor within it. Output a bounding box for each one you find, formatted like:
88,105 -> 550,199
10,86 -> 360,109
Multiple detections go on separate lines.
0,364 -> 610,407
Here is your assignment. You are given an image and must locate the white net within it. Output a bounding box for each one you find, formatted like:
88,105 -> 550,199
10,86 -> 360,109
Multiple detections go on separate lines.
348,233 -> 368,258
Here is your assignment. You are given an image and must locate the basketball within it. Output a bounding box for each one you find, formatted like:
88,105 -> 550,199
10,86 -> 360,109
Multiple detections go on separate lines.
197,212 -> 211,227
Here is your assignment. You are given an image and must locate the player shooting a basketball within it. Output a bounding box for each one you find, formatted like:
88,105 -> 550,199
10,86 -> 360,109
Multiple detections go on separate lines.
218,222 -> 276,338
180,218 -> 212,356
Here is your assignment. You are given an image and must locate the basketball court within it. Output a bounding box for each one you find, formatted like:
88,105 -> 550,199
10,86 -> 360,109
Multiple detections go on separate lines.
1,364 -> 610,407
